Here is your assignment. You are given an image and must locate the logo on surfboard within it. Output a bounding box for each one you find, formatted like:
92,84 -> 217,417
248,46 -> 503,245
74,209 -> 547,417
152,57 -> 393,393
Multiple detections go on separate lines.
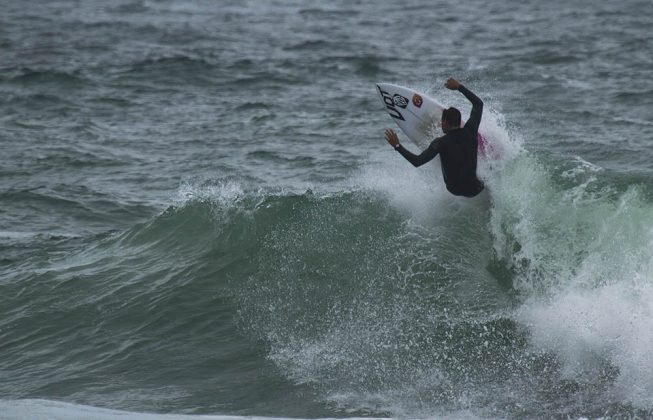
393,94 -> 409,109
377,86 -> 405,121
412,93 -> 423,108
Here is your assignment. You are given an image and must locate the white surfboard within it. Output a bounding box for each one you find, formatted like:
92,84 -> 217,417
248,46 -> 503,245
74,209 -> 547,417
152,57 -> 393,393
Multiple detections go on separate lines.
376,83 -> 489,155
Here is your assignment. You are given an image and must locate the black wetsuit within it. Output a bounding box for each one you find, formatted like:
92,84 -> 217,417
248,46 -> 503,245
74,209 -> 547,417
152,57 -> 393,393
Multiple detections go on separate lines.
395,85 -> 484,198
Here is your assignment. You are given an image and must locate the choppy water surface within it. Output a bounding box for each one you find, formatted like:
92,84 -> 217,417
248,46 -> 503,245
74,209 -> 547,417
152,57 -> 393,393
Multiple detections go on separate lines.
1,0 -> 652,418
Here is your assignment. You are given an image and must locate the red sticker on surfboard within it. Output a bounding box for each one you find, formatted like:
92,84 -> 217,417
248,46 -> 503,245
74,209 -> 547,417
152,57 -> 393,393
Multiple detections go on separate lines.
412,93 -> 423,108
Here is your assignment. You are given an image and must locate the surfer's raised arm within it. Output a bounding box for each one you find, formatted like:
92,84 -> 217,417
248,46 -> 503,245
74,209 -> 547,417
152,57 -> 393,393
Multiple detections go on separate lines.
384,129 -> 441,167
445,77 -> 483,134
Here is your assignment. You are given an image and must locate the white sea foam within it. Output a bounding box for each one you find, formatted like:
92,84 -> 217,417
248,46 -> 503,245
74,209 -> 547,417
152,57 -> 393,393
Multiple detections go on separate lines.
352,156 -> 452,222
175,181 -> 245,207
489,139 -> 653,408
351,107 -> 517,225
0,399 -> 391,420
514,190 -> 653,407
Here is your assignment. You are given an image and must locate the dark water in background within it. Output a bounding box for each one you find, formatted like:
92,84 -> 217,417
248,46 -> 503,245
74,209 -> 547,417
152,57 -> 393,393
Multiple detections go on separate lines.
1,0 -> 653,418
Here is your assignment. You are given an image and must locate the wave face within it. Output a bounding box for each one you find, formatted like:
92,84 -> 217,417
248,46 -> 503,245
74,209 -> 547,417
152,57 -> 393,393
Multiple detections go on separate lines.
1,0 -> 653,418
3,153 -> 653,418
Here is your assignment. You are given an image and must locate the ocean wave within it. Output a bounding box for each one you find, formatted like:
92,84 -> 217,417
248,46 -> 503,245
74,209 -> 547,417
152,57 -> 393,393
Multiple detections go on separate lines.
114,55 -> 218,87
1,67 -> 90,87
1,185 -> 413,414
106,1 -> 150,14
1,93 -> 76,111
486,146 -> 653,410
233,101 -> 271,111
1,187 -> 91,211
129,55 -> 213,72
283,40 -> 333,51
4,96 -> 652,417
0,399 -> 389,420
318,54 -> 386,77
3,154 -> 653,417
0,183 -> 151,241
298,8 -> 361,18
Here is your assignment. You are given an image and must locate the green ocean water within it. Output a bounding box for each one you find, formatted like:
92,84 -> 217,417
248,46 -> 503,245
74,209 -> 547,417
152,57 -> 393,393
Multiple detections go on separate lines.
1,0 -> 653,418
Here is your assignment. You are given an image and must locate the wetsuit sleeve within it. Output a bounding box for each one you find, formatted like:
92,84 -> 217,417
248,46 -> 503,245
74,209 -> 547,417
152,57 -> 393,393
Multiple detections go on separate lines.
395,138 -> 443,167
459,84 -> 483,134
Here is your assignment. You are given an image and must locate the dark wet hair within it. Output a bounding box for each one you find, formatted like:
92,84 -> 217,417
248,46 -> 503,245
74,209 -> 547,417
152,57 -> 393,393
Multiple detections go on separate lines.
442,107 -> 461,127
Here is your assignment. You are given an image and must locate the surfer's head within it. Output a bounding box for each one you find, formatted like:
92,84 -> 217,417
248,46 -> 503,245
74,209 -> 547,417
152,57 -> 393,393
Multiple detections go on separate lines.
442,107 -> 461,133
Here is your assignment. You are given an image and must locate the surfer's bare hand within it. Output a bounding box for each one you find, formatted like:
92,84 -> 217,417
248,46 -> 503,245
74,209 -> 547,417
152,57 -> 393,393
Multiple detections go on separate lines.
384,129 -> 400,147
445,78 -> 460,90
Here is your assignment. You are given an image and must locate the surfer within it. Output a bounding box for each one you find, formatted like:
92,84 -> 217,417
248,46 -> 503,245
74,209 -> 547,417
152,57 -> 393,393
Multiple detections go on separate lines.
384,78 -> 484,198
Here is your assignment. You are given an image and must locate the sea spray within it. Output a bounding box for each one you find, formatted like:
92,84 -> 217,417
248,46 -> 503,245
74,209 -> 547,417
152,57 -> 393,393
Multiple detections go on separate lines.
488,141 -> 653,408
